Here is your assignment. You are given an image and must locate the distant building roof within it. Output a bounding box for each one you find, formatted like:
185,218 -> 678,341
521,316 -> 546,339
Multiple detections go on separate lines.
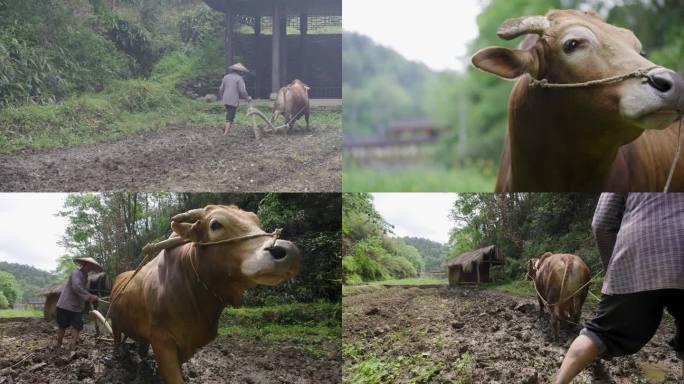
447,245 -> 504,272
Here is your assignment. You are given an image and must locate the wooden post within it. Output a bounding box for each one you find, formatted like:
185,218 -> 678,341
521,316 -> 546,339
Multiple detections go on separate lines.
254,14 -> 261,98
300,13 -> 308,80
271,3 -> 282,96
224,8 -> 234,71
280,8 -> 287,87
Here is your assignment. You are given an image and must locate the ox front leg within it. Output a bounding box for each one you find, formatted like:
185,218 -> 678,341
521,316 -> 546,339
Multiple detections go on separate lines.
552,316 -> 560,342
305,111 -> 310,131
151,336 -> 183,384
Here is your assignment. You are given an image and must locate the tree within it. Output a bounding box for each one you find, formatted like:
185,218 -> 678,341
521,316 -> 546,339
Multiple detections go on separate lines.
0,271 -> 21,308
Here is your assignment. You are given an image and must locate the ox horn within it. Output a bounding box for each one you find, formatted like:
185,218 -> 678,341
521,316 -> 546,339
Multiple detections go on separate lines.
497,15 -> 550,40
171,208 -> 205,223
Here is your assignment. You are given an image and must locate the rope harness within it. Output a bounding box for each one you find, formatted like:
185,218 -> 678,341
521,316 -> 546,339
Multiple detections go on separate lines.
527,269 -> 603,326
103,229 -> 283,325
528,66 -> 683,192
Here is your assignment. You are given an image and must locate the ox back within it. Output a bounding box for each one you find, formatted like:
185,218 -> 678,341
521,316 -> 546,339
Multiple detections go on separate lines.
534,253 -> 591,340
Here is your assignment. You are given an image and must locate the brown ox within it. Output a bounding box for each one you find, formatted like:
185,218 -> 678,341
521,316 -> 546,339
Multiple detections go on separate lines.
526,252 -> 590,340
271,79 -> 311,131
472,9 -> 684,192
108,205 -> 301,384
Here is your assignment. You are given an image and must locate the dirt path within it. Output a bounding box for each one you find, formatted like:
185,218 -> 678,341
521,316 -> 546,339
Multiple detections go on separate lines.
343,286 -> 682,383
0,318 -> 340,383
0,123 -> 340,192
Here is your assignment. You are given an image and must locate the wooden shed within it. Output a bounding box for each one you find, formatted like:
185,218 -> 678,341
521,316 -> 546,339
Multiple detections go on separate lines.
447,245 -> 504,287
203,0 -> 342,99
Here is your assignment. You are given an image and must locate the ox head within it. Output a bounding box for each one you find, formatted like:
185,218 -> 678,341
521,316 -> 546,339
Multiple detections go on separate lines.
472,9 -> 684,132
290,79 -> 311,91
171,205 -> 301,286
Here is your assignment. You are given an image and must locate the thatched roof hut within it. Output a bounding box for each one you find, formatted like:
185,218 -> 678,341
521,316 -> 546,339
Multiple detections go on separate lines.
446,245 -> 504,286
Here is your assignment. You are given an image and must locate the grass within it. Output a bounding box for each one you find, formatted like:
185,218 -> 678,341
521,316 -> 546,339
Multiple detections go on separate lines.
342,163 -> 495,192
342,277 -> 447,297
483,276 -> 603,304
0,308 -> 42,318
218,302 -> 340,358
0,52 -> 340,154
365,277 -> 448,286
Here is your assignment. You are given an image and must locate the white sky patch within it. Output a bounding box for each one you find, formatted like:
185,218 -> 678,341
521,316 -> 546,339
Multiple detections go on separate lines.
343,0 -> 482,71
371,193 -> 457,244
0,193 -> 69,272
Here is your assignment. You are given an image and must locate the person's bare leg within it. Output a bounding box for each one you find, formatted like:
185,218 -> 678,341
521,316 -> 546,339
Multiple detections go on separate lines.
56,327 -> 66,347
68,328 -> 81,349
555,334 -> 600,384
223,122 -> 232,135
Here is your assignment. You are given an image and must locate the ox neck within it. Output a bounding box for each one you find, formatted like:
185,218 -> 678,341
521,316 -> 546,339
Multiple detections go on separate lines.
182,245 -> 245,315
506,78 -> 639,191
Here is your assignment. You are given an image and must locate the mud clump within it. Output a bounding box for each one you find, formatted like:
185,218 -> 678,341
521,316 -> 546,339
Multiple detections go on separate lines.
343,286 -> 682,383
0,318 -> 339,383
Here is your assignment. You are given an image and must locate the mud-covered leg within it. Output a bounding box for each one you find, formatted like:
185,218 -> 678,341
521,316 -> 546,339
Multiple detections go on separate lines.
538,296 -> 545,319
305,111 -> 310,131
553,316 -> 560,342
151,336 -> 183,384
137,342 -> 150,360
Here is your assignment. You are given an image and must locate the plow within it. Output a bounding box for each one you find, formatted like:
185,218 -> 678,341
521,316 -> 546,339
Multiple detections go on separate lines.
245,101 -> 308,140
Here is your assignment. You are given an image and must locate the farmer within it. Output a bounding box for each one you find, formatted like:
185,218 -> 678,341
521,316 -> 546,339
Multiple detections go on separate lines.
218,62 -> 252,135
555,193 -> 684,383
54,257 -> 102,350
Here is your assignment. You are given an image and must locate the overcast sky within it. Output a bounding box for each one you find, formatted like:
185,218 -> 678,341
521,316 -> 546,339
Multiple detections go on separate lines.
343,0 -> 483,71
0,193 -> 69,272
371,193 -> 457,244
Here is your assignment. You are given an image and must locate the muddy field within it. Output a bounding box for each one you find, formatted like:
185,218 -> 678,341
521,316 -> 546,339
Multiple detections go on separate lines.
0,120 -> 340,192
0,317 -> 340,383
343,286 -> 682,383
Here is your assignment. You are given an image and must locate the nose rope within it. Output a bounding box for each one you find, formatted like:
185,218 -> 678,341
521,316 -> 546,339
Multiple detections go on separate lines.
528,66 -> 660,89
190,228 -> 284,305
664,117 -> 683,192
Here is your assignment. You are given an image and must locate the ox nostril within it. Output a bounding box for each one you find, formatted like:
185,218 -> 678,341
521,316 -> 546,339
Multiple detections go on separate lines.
267,245 -> 288,260
647,72 -> 674,93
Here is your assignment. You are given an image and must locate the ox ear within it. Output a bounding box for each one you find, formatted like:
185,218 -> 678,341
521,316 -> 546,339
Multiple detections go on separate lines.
472,47 -> 539,79
171,221 -> 202,242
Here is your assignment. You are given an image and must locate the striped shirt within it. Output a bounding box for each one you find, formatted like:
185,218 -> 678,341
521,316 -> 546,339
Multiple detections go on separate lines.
592,193 -> 684,294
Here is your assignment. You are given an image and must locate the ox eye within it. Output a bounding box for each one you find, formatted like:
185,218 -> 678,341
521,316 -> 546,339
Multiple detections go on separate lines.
562,39 -> 582,54
209,219 -> 223,231
640,50 -> 647,58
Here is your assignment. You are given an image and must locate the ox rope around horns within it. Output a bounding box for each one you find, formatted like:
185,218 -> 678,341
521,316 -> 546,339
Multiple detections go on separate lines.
103,228 -> 283,327
527,65 -> 683,192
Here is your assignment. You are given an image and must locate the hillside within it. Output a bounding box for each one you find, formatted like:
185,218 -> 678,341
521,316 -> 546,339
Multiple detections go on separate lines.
0,261 -> 57,303
400,237 -> 449,272
342,31 -> 438,138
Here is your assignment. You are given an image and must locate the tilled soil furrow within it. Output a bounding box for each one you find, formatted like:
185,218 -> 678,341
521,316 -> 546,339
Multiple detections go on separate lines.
343,286 -> 681,383
0,124 -> 341,192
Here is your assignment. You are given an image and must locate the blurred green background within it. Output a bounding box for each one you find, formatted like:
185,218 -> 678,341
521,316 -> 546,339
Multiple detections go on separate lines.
343,0 -> 684,192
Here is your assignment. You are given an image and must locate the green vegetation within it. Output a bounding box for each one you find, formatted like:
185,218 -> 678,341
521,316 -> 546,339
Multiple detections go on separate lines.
343,0 -> 684,191
366,277 -> 447,286
0,271 -> 21,308
343,328 -> 471,384
219,302 -> 340,357
0,308 -> 42,318
0,262 -> 57,303
399,238 -> 449,272
343,193 -> 431,285
342,164 -> 495,192
1,1 -> 340,153
448,194 -> 602,283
